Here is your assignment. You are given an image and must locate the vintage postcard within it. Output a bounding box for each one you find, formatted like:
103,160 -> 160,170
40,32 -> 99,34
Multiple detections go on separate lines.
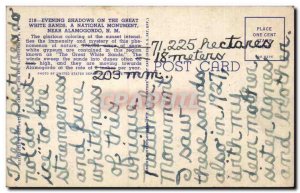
6,6 -> 295,187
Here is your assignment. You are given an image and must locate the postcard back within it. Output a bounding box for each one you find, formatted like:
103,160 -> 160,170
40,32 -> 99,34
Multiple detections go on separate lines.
6,6 -> 295,187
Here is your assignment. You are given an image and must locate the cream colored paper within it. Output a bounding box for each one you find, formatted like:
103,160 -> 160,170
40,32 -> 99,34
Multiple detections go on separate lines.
6,6 -> 295,187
